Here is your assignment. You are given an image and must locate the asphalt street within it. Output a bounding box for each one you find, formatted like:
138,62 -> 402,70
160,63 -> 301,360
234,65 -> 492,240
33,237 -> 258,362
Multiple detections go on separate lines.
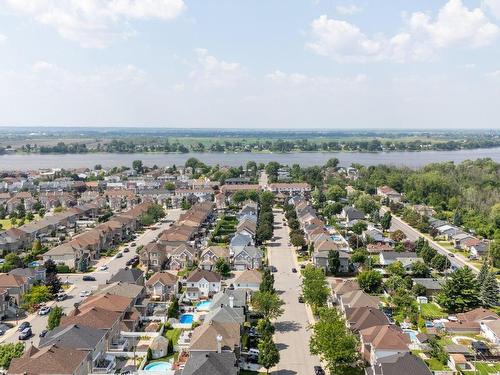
267,209 -> 321,375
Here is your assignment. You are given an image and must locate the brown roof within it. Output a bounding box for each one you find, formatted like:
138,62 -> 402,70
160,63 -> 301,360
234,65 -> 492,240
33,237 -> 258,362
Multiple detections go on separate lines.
341,290 -> 380,309
186,269 -> 221,283
345,307 -> 390,332
360,324 -> 410,350
367,243 -> 394,253
146,272 -> 178,286
0,274 -> 28,288
61,306 -> 121,330
9,345 -> 88,375
331,279 -> 360,296
190,321 -> 240,352
235,269 -> 262,284
457,308 -> 499,323
79,293 -> 132,312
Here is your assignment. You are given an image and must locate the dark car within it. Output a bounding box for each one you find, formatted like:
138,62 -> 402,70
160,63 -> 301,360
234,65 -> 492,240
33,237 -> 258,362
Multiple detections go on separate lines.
82,275 -> 96,281
298,296 -> 305,303
56,293 -> 67,301
314,366 -> 325,375
19,328 -> 32,340
448,253 -> 455,257
300,264 -> 306,269
116,252 -> 123,258
39,329 -> 48,338
18,322 -> 31,331
270,266 -> 277,273
123,248 -> 130,253
291,268 -> 297,273
131,243 -> 137,247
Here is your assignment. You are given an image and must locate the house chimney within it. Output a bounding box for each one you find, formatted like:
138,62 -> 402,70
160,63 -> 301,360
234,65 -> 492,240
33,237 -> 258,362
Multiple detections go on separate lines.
216,334 -> 223,354
229,295 -> 234,309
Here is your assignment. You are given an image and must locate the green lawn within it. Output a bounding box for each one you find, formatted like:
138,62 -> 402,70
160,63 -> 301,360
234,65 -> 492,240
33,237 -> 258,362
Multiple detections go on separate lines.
472,362 -> 500,375
425,358 -> 449,371
240,371 -> 267,375
420,303 -> 447,319
164,328 -> 182,346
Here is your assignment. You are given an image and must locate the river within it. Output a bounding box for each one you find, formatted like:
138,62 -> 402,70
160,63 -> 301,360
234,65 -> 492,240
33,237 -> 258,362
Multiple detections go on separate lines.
1,148 -> 499,170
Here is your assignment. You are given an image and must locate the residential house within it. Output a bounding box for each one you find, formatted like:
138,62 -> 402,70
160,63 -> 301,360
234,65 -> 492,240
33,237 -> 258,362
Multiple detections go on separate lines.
182,352 -> 238,375
140,242 -> 172,271
0,288 -> 10,320
169,243 -> 197,270
359,325 -> 410,364
232,245 -> 263,270
108,268 -> 144,285
365,352 -> 432,375
412,278 -> 443,297
8,345 -> 91,375
313,250 -> 351,273
39,324 -> 107,370
211,289 -> 248,310
377,186 -> 402,203
233,269 -> 262,291
339,291 -> 381,312
0,274 -> 30,305
204,305 -> 245,325
331,279 -> 360,303
379,252 -> 423,271
345,307 -> 390,333
189,320 -> 241,353
267,182 -> 311,195
200,246 -> 230,271
340,206 -> 365,226
185,269 -> 221,300
480,319 -> 500,345
145,272 -> 178,301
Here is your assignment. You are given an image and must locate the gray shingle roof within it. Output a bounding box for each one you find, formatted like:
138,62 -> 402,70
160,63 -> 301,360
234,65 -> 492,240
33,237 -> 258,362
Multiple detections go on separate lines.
109,268 -> 143,284
39,324 -> 106,350
182,352 -> 238,375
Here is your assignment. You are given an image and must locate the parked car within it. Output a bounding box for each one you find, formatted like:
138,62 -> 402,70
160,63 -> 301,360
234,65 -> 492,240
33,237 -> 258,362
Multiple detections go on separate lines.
314,366 -> 325,375
82,275 -> 96,281
123,248 -> 130,253
99,265 -> 108,271
131,243 -> 137,247
18,322 -> 31,331
248,348 -> 259,356
116,253 -> 123,258
448,253 -> 455,257
79,290 -> 91,297
298,296 -> 305,303
19,328 -> 32,340
291,268 -> 297,273
39,329 -> 48,338
38,306 -> 51,315
56,293 -> 67,301
300,264 -> 306,269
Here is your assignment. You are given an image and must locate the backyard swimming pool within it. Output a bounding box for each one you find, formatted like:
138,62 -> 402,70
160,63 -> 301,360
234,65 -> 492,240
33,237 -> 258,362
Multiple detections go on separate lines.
179,313 -> 194,324
144,362 -> 172,372
195,300 -> 212,311
403,329 -> 418,342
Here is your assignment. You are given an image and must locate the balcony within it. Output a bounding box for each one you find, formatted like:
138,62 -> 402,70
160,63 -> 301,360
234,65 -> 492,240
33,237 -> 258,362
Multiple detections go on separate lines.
92,355 -> 116,374
108,337 -> 129,352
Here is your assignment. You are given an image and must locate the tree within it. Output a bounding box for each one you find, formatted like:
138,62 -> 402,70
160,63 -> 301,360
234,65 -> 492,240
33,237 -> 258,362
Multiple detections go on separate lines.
477,259 -> 490,287
412,283 -> 428,296
390,229 -> 406,242
44,259 -> 57,276
391,288 -> 419,323
167,296 -> 179,318
45,273 -> 61,296
215,258 -> 231,277
437,267 -> 480,312
325,158 -> 339,169
256,318 -> 275,337
431,254 -> 450,272
386,261 -> 405,277
47,306 -> 63,330
132,159 -> 143,173
480,271 -> 499,307
260,269 -> 275,293
32,239 -> 42,253
258,335 -> 280,373
328,250 -> 340,275
0,343 -> 24,368
309,308 -> 360,375
4,253 -> 23,269
381,212 -> 392,231
302,266 -> 329,314
22,285 -> 52,310
352,221 -> 367,235
357,270 -> 383,294
251,291 -> 285,320
350,249 -> 368,265
411,261 -> 430,278
325,185 -> 345,202
290,232 -> 306,248
384,275 -> 406,295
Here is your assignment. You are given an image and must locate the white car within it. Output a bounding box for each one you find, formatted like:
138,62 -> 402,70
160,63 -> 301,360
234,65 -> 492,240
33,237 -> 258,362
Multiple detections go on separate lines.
79,290 -> 91,298
99,265 -> 108,271
38,306 -> 51,315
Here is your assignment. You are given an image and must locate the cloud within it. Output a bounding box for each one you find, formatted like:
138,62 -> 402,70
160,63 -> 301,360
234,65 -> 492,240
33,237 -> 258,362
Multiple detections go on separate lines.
335,4 -> 363,15
0,34 -> 6,44
484,0 -> 500,19
307,0 -> 499,63
189,49 -> 246,90
485,70 -> 500,80
5,0 -> 186,48
267,70 -> 367,87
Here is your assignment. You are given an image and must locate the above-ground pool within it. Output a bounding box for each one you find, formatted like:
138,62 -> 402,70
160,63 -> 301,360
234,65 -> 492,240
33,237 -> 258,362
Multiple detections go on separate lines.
196,300 -> 212,311
403,329 -> 418,342
144,362 -> 172,372
179,313 -> 194,324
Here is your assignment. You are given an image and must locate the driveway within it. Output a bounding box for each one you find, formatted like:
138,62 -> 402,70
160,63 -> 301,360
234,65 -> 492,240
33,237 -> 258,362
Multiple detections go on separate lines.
0,208 -> 182,346
267,209 -> 321,375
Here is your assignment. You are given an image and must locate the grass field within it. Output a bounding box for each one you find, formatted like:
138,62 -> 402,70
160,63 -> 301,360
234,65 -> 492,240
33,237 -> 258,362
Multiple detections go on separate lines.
472,362 -> 500,375
420,303 -> 447,319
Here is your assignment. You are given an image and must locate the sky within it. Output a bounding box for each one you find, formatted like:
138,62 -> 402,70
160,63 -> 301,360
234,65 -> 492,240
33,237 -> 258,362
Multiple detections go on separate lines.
1,0 -> 500,129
